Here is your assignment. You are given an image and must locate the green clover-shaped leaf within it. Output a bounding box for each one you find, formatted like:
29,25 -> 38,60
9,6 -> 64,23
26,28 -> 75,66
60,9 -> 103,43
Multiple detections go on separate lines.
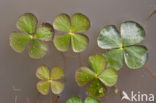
10,13 -> 54,59
66,96 -> 100,103
76,54 -> 118,98
36,65 -> 64,95
53,13 -> 90,52
97,21 -> 148,70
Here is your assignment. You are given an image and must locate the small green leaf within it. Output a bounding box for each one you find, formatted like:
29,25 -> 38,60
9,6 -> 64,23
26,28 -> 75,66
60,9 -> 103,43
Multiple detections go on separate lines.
120,21 -> 145,46
76,67 -> 96,86
29,39 -> 47,59
88,54 -> 106,74
66,96 -> 82,103
51,66 -> 64,80
97,25 -> 122,49
51,81 -> 64,94
53,14 -> 71,32
84,96 -> 100,103
88,79 -> 107,98
99,69 -> 118,87
35,23 -> 54,41
37,81 -> 49,95
9,32 -> 31,52
16,13 -> 37,34
36,65 -> 49,80
71,33 -> 89,52
103,49 -> 124,70
53,34 -> 71,52
71,13 -> 90,32
124,45 -> 148,69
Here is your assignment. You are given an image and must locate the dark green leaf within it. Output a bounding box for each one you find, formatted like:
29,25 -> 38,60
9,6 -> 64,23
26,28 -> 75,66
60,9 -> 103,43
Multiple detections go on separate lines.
76,67 -> 96,86
84,96 -> 100,103
120,21 -> 145,46
124,45 -> 148,69
97,25 -> 122,49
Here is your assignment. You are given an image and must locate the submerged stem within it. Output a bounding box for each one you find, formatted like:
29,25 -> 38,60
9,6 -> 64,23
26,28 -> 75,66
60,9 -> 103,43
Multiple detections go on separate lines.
56,96 -> 60,103
144,65 -> 156,78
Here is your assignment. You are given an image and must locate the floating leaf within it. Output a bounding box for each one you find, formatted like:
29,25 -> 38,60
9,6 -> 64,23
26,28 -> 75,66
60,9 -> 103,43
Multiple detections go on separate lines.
35,23 -> 54,41
103,49 -> 124,70
66,96 -> 82,103
97,21 -> 148,70
71,34 -> 89,52
53,13 -> 90,52
99,69 -> 118,87
71,13 -> 90,32
16,13 -> 37,34
9,32 -> 31,52
120,21 -> 145,46
84,96 -> 100,103
97,25 -> 122,49
124,45 -> 148,69
88,54 -> 106,74
76,67 -> 96,86
36,65 -> 49,80
29,39 -> 47,59
36,65 -> 64,95
37,81 -> 49,95
66,96 -> 100,103
53,34 -> 71,52
51,66 -> 64,80
51,81 -> 64,94
53,14 -> 71,32
88,79 -> 107,97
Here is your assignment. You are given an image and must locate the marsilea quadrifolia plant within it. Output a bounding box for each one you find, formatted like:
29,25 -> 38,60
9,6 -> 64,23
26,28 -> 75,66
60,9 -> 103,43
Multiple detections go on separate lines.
97,21 -> 148,70
66,96 -> 100,103
9,13 -> 54,59
76,54 -> 118,97
53,13 -> 90,52
36,65 -> 64,95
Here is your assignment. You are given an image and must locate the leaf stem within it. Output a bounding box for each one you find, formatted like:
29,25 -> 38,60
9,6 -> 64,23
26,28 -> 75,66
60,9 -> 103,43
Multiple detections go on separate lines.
56,96 -> 60,103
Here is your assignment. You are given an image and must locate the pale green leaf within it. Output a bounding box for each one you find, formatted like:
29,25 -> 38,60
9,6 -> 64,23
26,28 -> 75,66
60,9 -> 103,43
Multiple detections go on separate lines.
66,96 -> 82,103
51,66 -> 64,80
71,33 -> 89,52
37,81 -> 49,95
84,96 -> 100,103
124,45 -> 148,69
36,65 -> 49,80
35,23 -> 54,41
29,39 -> 47,59
76,67 -> 96,86
51,81 -> 64,94
16,13 -> 37,34
53,14 -> 71,32
99,69 -> 118,87
53,34 -> 71,52
97,25 -> 122,49
88,54 -> 106,74
9,32 -> 31,52
71,13 -> 90,32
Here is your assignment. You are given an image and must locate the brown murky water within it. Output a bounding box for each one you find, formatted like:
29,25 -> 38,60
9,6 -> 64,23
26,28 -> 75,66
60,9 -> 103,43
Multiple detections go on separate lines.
0,0 -> 156,103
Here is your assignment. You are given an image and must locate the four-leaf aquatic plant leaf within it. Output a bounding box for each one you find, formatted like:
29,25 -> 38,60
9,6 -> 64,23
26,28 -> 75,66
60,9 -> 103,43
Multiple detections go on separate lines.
76,54 -> 118,97
10,13 -> 54,59
66,96 -> 100,103
53,13 -> 90,52
97,21 -> 148,70
36,65 -> 64,95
